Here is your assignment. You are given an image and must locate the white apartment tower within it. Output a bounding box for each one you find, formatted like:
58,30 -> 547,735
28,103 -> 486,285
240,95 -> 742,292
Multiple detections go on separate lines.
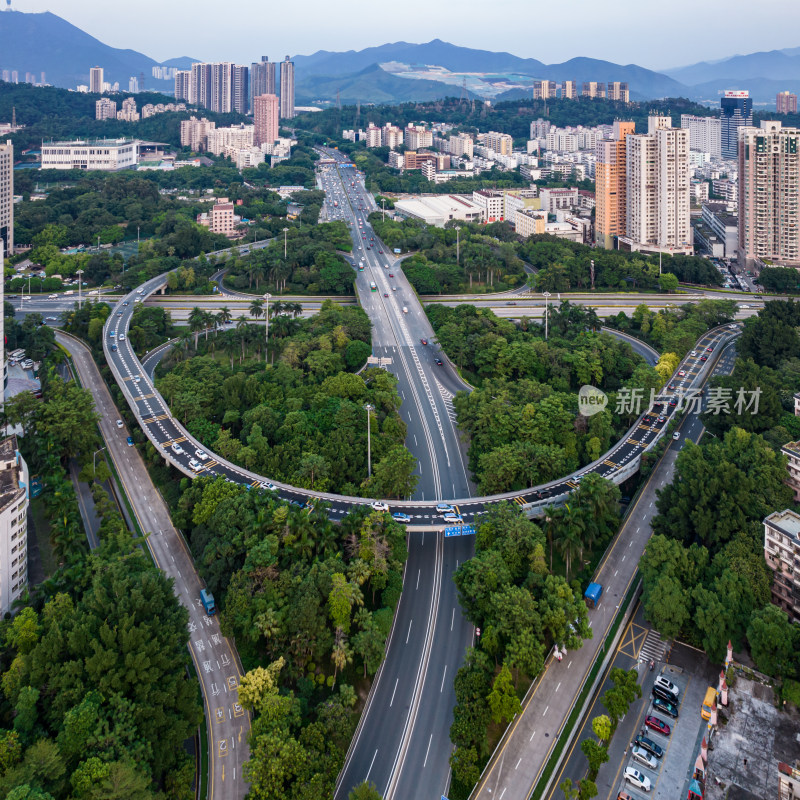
626,117 -> 690,250
89,66 -> 104,93
0,141 -> 13,257
0,436 -> 29,617
739,121 -> 800,267
280,56 -> 295,119
680,114 -> 722,159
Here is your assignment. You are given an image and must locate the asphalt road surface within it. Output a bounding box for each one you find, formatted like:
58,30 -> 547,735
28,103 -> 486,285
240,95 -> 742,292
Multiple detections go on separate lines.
56,331 -> 250,800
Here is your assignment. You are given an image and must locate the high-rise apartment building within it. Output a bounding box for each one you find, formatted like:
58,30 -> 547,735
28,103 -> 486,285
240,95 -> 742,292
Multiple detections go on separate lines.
89,66 -> 104,93
95,98 -> 117,120
533,80 -> 557,99
530,119 -> 552,139
0,141 -> 13,257
190,62 -> 212,109
484,131 -> 513,155
280,56 -> 295,119
404,125 -> 433,150
582,82 -> 606,98
720,90 -> 753,160
180,116 -> 216,151
738,121 -> 800,267
128,76 -> 139,94
206,124 -> 254,156
210,63 -> 233,113
250,57 -> 277,109
777,91 -> 798,114
174,70 -> 191,102
607,82 -> 630,103
448,133 -> 474,158
625,117 -> 690,250
561,80 -> 578,99
595,120 -> 635,248
0,436 -> 30,617
232,65 -> 249,115
253,94 -> 279,146
365,124 -> 382,148
680,114 -> 722,158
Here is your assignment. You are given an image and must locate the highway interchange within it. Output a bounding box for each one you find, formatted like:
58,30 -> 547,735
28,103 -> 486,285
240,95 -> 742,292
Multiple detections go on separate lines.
16,149 -> 754,800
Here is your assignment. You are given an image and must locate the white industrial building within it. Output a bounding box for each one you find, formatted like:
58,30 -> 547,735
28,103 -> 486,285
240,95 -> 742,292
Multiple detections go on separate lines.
41,139 -> 139,170
394,195 -> 484,227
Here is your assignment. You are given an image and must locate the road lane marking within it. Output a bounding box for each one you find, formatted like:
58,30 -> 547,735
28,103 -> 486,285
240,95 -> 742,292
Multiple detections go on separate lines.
365,749 -> 378,783
406,620 -> 413,644
423,734 -> 433,768
440,665 -> 447,693
390,678 -> 399,707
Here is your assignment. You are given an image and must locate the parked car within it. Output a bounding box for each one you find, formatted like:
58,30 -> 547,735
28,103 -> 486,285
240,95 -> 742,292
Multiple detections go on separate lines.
654,676 -> 680,699
635,735 -> 664,759
631,745 -> 658,770
645,715 -> 670,736
652,696 -> 679,718
624,767 -> 651,792
653,683 -> 678,703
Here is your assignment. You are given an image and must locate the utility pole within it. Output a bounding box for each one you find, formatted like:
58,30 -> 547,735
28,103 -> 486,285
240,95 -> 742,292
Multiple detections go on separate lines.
542,290 -> 551,340
93,446 -> 107,474
590,259 -> 595,290
364,403 -> 374,476
76,268 -> 84,309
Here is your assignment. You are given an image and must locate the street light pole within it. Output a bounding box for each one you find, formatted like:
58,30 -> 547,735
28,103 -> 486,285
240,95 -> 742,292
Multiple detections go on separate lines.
381,198 -> 386,222
283,227 -> 289,259
76,269 -> 84,310
263,292 -> 271,365
93,446 -> 107,474
542,290 -> 551,340
455,225 -> 461,263
364,403 -> 375,477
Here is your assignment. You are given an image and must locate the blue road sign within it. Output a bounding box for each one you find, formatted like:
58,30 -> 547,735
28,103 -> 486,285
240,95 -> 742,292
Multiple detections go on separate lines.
444,525 -> 476,537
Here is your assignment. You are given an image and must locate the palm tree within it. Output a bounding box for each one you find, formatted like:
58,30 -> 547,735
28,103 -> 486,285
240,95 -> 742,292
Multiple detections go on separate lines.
249,298 -> 264,320
235,316 -> 249,363
331,627 -> 352,682
287,301 -> 303,318
551,504 -> 587,582
218,306 -> 233,328
202,310 -> 215,342
188,307 -> 205,350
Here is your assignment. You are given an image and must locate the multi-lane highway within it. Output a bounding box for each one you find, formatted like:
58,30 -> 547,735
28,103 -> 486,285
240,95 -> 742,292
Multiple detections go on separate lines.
87,148 -> 746,800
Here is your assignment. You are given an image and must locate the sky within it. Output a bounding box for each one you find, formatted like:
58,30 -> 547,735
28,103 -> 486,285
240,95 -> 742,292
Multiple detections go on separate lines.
7,0 -> 800,70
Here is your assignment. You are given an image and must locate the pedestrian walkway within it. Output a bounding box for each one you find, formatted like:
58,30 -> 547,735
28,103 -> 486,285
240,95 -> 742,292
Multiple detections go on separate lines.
639,628 -> 671,666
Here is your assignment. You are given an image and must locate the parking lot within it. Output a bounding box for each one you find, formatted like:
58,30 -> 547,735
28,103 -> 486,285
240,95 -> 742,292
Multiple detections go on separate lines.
609,646 -> 718,799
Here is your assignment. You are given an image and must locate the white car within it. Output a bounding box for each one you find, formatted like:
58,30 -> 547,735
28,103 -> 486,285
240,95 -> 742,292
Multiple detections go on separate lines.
171,443 -> 185,455
48,293 -> 58,299
690,350 -> 697,356
436,503 -> 454,514
195,449 -> 208,460
116,419 -> 124,428
624,767 -> 651,792
259,481 -> 277,491
631,745 -> 658,770
118,334 -> 126,340
371,501 -> 389,512
188,459 -> 203,471
672,432 -> 680,440
443,513 -> 463,524
654,676 -> 680,698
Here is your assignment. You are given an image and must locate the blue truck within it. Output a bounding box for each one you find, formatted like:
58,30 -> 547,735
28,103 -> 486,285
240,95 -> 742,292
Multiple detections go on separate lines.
200,589 -> 216,616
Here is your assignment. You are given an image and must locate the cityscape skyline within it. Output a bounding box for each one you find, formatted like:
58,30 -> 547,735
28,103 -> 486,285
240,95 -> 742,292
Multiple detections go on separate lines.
6,0 -> 800,70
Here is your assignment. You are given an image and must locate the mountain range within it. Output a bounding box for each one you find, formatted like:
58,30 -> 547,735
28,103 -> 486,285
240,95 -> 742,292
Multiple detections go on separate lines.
1,10 -> 799,107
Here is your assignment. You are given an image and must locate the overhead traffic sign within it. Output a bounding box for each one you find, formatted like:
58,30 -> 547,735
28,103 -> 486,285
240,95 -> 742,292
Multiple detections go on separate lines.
444,525 -> 475,537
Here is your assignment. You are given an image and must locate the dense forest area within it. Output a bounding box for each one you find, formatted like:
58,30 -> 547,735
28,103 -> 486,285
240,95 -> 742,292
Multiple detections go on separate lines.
0,346 -> 201,800
153,301 -> 418,498
174,479 -> 407,799
427,302 -> 658,494
223,220 -> 356,296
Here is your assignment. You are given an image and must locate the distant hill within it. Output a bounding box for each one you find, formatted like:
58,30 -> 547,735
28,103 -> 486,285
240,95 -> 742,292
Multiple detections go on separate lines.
0,10 -> 196,89
293,39 -> 686,101
296,63 -> 480,106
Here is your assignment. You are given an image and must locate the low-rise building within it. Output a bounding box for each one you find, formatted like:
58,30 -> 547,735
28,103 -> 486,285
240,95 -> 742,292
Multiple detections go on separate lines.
41,139 -> 138,170
763,508 -> 800,622
180,116 -> 216,151
0,436 -> 29,617
206,124 -> 255,156
394,194 -> 484,227
539,187 -> 579,213
701,203 -> 738,258
196,198 -> 239,236
514,207 -> 546,238
472,189 -> 505,222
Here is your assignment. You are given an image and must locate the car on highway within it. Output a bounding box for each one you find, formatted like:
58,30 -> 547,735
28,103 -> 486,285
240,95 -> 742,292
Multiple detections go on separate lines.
21,295 -> 31,300
443,513 -> 463,524
506,301 -> 517,306
435,358 -> 443,366
392,512 -> 411,523
624,767 -> 651,792
389,273 -> 394,277
678,370 -> 686,377
672,431 -> 680,440
652,696 -> 679,718
122,301 -> 129,306
110,344 -> 117,352
706,346 -> 713,352
384,293 -> 389,297
631,745 -> 658,770
171,443 -> 185,455
700,355 -> 708,362
48,293 -> 58,299
46,316 -> 57,322
436,503 -> 454,514
109,331 -> 115,338
635,735 -> 664,759
259,481 -> 277,491
189,459 -> 203,471
392,286 -> 397,291
116,419 -> 124,428
669,397 -> 677,406
690,350 -> 697,356
371,501 -> 389,512
118,334 -> 126,340
126,436 -> 134,447
117,311 -> 123,316
657,416 -> 665,423
668,383 -> 676,390
654,676 -> 680,699
420,338 -> 428,345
